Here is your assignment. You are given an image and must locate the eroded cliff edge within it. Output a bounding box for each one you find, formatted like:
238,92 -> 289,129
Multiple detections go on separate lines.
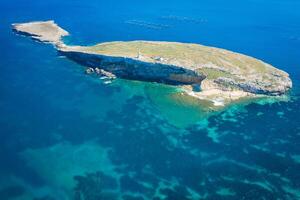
12,20 -> 292,106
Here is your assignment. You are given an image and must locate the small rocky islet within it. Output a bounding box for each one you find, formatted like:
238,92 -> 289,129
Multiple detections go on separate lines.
12,20 -> 292,106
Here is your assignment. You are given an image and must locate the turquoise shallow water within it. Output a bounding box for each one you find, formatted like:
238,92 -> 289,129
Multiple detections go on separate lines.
1,0 -> 300,199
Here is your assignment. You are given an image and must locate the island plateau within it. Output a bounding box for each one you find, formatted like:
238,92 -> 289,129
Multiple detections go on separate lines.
12,20 -> 292,106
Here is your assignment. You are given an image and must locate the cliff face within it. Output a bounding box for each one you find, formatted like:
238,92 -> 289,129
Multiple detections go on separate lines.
61,50 -> 205,85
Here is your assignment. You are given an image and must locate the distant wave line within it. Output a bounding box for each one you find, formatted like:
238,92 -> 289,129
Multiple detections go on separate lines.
125,20 -> 171,30
160,15 -> 207,23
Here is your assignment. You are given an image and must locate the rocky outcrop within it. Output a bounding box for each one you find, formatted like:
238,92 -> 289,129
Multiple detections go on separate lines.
12,20 -> 69,47
214,76 -> 292,96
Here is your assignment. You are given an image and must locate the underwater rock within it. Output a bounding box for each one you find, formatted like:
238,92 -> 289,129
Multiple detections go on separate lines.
0,185 -> 25,199
73,171 -> 118,200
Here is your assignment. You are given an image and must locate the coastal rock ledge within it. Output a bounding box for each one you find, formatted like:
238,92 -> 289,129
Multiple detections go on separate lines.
12,20 -> 292,105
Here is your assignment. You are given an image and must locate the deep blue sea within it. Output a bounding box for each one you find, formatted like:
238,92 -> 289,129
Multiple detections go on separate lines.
1,0 -> 300,199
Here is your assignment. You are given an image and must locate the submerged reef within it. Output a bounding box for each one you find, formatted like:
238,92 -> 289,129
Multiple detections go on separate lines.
73,172 -> 118,200
13,92 -> 300,200
12,20 -> 292,106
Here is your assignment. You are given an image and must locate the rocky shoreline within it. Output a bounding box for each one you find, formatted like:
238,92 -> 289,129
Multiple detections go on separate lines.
12,20 -> 293,106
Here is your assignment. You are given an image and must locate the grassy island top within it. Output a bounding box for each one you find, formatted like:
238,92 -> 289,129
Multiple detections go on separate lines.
82,40 -> 273,74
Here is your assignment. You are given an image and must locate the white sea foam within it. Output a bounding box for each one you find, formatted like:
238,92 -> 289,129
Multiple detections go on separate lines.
104,80 -> 112,84
212,98 -> 225,106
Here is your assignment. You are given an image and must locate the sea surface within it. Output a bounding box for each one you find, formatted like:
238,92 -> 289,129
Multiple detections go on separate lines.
0,0 -> 300,199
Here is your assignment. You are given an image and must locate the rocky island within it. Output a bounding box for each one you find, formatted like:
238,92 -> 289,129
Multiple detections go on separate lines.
12,20 -> 292,106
